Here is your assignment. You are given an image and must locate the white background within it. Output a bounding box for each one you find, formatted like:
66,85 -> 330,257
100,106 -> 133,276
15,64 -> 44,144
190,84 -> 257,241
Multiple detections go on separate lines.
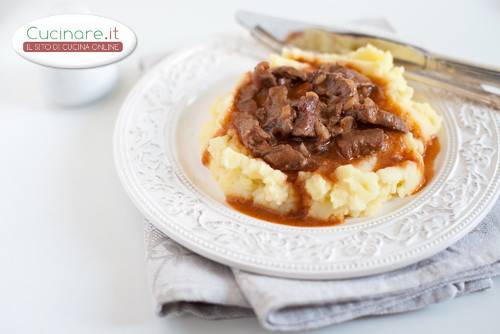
1,0 -> 499,333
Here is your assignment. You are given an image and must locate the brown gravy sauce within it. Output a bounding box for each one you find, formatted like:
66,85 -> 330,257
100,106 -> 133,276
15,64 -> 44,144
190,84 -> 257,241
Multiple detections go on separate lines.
203,63 -> 440,227
420,136 -> 440,191
227,196 -> 341,227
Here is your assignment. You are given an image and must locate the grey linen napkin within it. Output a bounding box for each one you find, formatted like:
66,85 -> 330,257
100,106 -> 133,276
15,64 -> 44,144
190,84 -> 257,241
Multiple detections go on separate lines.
145,200 -> 500,331
140,19 -> 500,331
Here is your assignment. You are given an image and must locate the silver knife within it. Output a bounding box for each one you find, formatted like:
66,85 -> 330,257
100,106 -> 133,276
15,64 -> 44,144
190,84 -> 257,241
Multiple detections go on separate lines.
236,10 -> 500,109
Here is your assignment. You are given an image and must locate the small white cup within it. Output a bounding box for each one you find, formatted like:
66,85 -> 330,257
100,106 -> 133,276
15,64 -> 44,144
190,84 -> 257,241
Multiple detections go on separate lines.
40,65 -> 119,107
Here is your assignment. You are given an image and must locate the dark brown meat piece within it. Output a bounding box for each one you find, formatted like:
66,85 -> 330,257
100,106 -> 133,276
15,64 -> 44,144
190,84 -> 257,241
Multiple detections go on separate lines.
334,67 -> 374,95
314,72 -> 357,98
329,116 -> 354,137
297,143 -> 310,157
339,116 -> 355,132
261,86 -> 294,137
272,66 -> 307,81
232,112 -> 272,156
328,74 -> 358,97
236,83 -> 258,114
237,99 -> 257,114
337,129 -> 388,160
306,120 -> 330,154
289,82 -> 313,99
253,62 -> 277,89
314,119 -> 331,142
347,98 -> 408,132
238,82 -> 257,101
262,144 -> 308,171
318,64 -> 376,98
358,85 -> 375,99
292,91 -> 320,137
331,66 -> 371,83
308,70 -> 327,85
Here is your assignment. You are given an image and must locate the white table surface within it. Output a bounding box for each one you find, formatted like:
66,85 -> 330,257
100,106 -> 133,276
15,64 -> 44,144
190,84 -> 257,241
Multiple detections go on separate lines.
1,0 -> 499,333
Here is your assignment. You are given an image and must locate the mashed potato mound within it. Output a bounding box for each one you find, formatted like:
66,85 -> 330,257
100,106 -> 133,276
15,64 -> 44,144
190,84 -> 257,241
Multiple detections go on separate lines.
201,45 -> 442,223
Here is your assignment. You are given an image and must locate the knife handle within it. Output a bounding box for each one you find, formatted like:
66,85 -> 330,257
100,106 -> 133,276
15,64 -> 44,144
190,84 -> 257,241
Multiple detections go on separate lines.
405,70 -> 500,110
426,53 -> 500,90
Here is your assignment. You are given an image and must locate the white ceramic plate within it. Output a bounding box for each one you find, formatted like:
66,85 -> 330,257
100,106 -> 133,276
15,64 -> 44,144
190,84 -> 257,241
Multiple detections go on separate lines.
114,35 -> 500,279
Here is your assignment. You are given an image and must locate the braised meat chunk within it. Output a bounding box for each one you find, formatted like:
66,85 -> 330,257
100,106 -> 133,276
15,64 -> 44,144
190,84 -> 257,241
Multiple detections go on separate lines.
231,112 -> 271,156
337,129 -> 388,159
272,66 -> 307,81
347,98 -> 409,132
252,61 -> 276,89
262,144 -> 309,171
292,92 -> 321,137
230,61 -> 409,173
261,86 -> 294,137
